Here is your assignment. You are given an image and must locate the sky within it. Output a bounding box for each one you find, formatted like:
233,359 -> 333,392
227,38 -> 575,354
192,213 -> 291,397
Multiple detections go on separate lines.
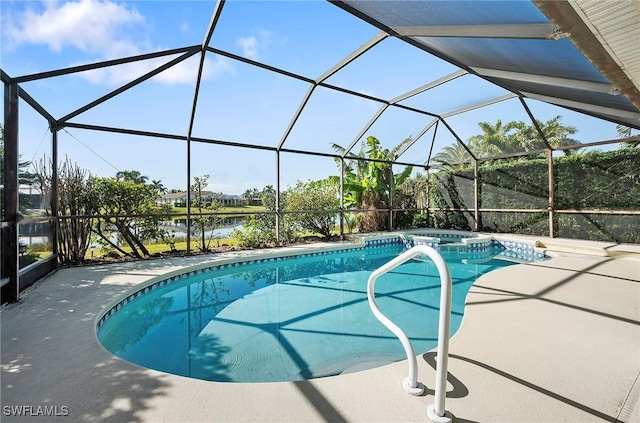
0,0 -> 631,195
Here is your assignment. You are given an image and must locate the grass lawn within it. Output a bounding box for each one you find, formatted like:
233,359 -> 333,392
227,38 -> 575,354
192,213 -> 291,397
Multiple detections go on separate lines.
170,205 -> 266,215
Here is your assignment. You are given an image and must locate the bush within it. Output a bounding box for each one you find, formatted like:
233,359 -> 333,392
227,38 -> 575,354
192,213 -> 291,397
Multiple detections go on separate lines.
412,213 -> 428,228
230,218 -> 275,248
283,180 -> 338,238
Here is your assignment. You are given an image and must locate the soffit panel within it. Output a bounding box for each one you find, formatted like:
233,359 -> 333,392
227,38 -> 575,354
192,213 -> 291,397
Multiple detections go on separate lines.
572,0 -> 640,96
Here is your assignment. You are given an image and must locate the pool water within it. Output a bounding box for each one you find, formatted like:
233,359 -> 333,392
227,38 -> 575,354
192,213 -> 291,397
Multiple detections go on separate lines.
97,244 -> 514,382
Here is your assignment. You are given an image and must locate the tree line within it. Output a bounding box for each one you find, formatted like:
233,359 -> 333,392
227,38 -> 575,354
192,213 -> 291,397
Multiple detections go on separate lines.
1,116 -> 638,264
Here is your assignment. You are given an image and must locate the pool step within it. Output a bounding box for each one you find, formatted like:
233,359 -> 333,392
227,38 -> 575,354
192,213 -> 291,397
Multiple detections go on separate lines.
439,242 -> 467,253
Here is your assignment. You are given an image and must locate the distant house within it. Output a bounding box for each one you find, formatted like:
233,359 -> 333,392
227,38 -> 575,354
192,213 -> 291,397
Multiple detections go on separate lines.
158,192 -> 190,206
214,193 -> 245,206
159,191 -> 244,206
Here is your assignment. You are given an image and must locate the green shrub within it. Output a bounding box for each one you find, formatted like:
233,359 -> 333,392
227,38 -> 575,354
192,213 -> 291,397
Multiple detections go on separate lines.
230,220 -> 275,248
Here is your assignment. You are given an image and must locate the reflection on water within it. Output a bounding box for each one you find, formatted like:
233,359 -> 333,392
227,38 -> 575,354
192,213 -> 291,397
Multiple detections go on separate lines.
161,216 -> 246,239
98,245 -> 512,382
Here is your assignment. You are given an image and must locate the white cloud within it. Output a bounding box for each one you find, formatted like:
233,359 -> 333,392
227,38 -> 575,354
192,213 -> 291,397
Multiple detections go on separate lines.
155,55 -> 234,85
237,36 -> 259,61
6,0 -> 144,58
236,30 -> 272,61
77,54 -> 234,86
5,0 -> 232,86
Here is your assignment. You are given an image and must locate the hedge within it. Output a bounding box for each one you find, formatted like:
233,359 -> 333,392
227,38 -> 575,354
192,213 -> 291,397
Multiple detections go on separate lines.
428,149 -> 640,243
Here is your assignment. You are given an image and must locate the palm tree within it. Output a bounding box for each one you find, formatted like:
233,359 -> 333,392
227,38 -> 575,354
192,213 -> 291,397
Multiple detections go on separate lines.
242,188 -> 260,205
507,120 -> 543,152
616,124 -> 632,138
115,170 -> 148,184
617,124 -> 639,148
469,116 -> 581,158
475,119 -> 520,155
537,116 -> 581,155
150,180 -> 167,194
431,142 -> 474,168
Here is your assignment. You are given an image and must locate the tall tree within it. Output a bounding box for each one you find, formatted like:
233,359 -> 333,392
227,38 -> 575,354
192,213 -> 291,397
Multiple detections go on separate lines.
284,180 -> 338,238
115,170 -> 148,184
434,116 -> 582,169
89,176 -> 169,258
536,116 -> 580,155
242,187 -> 261,205
473,119 -> 518,155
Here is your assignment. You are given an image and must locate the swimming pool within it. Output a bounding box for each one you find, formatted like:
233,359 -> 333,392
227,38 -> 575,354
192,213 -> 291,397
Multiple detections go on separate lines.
97,241 -> 519,383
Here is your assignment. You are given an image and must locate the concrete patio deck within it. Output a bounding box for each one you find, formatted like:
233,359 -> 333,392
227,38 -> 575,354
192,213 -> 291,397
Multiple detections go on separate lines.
1,239 -> 639,422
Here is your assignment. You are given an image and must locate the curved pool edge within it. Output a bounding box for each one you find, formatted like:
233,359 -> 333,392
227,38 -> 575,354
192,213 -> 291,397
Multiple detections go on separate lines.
95,229 -> 550,333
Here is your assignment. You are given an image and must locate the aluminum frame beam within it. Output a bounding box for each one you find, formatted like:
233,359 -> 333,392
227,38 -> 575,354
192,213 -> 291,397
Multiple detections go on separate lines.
392,23 -> 561,39
1,70 -> 55,123
389,70 -> 468,104
341,104 -> 389,158
436,118 -> 478,161
340,72 -> 464,158
533,0 -> 640,110
277,32 -> 389,151
522,91 -> 640,125
12,46 -> 200,84
472,67 -> 618,94
186,0 -> 226,253
58,48 -> 201,125
2,82 -> 20,302
394,117 -> 438,160
62,121 -> 423,167
519,97 -> 553,150
440,93 -> 518,118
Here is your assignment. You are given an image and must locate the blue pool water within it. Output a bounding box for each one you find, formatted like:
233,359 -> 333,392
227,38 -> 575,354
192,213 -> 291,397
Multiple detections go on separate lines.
97,244 -> 515,382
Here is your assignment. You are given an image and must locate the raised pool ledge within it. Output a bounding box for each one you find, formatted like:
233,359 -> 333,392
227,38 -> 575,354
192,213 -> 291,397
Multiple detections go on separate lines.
352,229 -> 547,262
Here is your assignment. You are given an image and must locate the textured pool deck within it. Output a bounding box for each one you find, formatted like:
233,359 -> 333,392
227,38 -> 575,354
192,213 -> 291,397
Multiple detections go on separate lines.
1,237 -> 639,422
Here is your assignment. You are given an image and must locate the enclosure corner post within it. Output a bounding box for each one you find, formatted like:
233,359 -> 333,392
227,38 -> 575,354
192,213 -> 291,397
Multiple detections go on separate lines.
547,149 -> 555,238
339,158 -> 345,240
275,150 -> 281,245
50,122 -> 59,259
388,162 -> 394,231
2,81 -> 20,303
474,159 -> 481,231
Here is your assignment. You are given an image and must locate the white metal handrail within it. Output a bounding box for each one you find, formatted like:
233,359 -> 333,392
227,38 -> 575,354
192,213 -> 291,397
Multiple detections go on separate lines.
367,245 -> 453,423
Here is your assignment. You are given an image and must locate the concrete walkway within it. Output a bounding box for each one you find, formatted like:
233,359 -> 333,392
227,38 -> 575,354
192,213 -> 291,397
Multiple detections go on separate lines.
1,241 -> 639,422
